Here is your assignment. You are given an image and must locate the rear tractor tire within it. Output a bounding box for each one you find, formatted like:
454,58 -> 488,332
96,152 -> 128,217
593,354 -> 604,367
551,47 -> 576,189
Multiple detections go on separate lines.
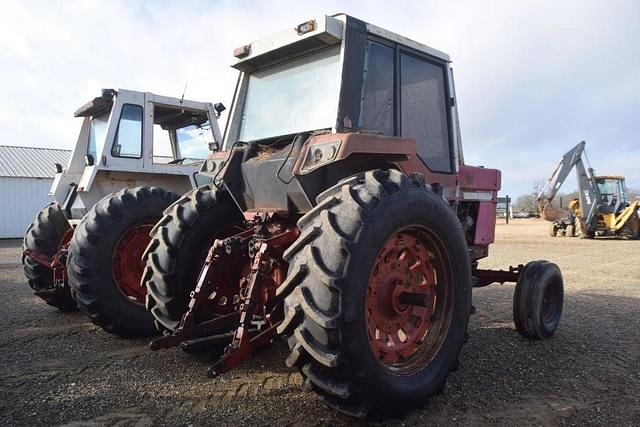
142,185 -> 243,333
67,186 -> 178,337
22,202 -> 76,311
513,261 -> 563,340
619,216 -> 639,240
278,169 -> 472,418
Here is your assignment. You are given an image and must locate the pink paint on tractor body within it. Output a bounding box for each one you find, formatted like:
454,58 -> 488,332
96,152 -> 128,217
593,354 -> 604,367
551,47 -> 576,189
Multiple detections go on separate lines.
459,165 -> 501,245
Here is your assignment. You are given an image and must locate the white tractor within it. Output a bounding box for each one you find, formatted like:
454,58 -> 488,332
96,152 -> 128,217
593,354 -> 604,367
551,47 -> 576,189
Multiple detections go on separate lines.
22,88 -> 225,337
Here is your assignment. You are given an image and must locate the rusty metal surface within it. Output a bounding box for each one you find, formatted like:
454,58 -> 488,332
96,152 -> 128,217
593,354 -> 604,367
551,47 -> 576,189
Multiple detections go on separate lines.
293,131 -> 458,196
149,214 -> 299,377
23,227 -> 73,292
366,230 -> 439,367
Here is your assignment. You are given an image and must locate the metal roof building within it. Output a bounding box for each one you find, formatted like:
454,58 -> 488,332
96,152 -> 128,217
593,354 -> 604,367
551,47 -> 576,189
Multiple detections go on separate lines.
0,145 -> 70,178
0,145 -> 71,238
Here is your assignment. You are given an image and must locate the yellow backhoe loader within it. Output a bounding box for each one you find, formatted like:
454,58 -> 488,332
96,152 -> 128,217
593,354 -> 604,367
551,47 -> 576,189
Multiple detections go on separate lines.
536,141 -> 639,239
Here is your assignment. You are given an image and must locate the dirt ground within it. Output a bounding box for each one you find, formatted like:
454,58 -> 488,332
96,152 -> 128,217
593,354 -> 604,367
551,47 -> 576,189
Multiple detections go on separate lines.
1,219 -> 639,426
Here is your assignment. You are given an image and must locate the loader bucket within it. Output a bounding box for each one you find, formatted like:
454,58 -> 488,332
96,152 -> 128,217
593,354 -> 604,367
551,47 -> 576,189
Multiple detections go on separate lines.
542,204 -> 569,222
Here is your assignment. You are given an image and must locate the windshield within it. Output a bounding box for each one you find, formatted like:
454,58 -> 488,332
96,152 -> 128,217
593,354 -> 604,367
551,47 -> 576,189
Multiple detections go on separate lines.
597,179 -> 618,196
87,114 -> 108,158
176,123 -> 212,160
238,46 -> 341,141
597,178 -> 628,205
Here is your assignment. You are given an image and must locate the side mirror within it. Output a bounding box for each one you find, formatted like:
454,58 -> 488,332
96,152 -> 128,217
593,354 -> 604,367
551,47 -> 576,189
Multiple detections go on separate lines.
84,154 -> 95,166
101,88 -> 116,100
214,103 -> 226,116
208,141 -> 220,152
54,163 -> 63,173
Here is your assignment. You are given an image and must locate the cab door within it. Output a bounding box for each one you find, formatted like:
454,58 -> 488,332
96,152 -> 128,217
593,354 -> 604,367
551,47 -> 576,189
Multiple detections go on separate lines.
106,91 -> 146,171
397,50 -> 454,176
359,39 -> 456,184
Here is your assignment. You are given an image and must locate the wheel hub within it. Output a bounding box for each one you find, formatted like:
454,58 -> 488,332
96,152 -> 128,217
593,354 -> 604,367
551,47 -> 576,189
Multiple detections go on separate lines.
112,222 -> 154,304
366,232 -> 438,367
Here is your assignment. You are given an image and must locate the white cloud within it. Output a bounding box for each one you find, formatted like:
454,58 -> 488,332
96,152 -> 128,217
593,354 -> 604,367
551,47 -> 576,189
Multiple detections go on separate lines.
1,0 -> 638,197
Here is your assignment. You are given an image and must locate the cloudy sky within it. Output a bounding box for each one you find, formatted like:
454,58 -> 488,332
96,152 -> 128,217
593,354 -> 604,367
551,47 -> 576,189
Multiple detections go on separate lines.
1,0 -> 638,198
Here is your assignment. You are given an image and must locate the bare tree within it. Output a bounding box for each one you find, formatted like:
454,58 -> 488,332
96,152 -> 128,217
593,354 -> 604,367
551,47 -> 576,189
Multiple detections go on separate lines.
514,193 -> 536,212
532,179 -> 546,197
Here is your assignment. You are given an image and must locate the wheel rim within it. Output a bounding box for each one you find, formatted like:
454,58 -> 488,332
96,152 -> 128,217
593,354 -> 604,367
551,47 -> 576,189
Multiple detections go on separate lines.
112,222 -> 154,304
365,227 -> 453,374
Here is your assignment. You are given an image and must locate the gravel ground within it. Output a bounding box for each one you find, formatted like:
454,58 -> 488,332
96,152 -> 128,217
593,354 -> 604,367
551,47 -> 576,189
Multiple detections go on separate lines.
1,219 -> 639,426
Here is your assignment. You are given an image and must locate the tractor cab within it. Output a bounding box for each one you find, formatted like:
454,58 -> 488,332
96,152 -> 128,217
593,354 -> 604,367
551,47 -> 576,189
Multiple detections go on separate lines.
596,175 -> 629,213
203,14 -> 475,216
52,89 -> 224,218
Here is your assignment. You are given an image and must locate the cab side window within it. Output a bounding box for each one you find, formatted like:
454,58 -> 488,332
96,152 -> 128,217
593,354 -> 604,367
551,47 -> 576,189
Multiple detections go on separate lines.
400,53 -> 451,173
360,41 -> 394,135
112,104 -> 143,158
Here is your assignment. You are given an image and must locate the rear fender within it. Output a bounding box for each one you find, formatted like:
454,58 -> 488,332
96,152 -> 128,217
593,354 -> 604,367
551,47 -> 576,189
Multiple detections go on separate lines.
293,132 -> 457,201
69,170 -> 194,219
292,132 -> 414,175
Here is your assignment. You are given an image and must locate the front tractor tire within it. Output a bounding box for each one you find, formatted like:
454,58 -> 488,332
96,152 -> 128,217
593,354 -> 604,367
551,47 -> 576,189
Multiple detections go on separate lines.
278,170 -> 472,418
513,261 -> 564,340
143,185 -> 243,333
67,186 -> 178,337
22,202 -> 76,311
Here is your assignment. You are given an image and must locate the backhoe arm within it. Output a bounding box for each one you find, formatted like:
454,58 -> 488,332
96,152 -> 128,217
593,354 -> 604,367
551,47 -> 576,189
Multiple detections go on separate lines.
536,141 -> 601,230
536,141 -> 586,210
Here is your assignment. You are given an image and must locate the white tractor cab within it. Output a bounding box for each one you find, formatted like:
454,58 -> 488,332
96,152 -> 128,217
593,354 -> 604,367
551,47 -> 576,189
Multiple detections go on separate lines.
52,88 -> 224,220
23,88 -> 225,337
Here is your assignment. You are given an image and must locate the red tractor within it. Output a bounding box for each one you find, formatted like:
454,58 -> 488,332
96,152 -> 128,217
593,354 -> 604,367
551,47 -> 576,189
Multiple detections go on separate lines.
142,14 -> 564,417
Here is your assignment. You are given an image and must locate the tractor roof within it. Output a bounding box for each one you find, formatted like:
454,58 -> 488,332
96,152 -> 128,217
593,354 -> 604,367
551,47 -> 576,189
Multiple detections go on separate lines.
596,175 -> 626,181
74,89 -> 116,118
232,14 -> 450,72
74,88 -> 214,119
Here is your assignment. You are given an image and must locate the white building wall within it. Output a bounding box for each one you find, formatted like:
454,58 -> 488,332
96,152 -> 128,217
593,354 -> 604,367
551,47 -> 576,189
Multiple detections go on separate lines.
0,177 -> 53,238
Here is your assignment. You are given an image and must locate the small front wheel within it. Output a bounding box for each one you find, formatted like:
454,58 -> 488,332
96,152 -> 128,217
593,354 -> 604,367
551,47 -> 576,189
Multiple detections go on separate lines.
513,261 -> 563,339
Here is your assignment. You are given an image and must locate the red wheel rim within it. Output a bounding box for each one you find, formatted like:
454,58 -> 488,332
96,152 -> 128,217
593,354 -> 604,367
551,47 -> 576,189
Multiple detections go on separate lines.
365,228 -> 452,374
112,222 -> 154,304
